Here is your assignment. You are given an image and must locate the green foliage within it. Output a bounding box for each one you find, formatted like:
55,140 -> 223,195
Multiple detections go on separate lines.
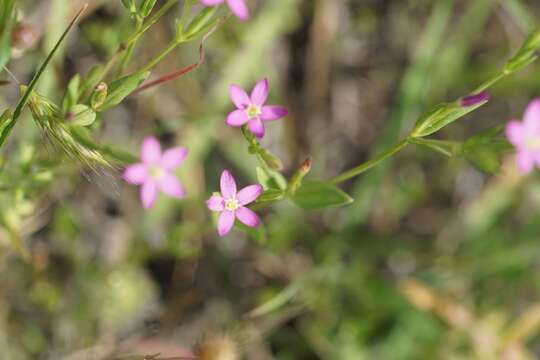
2,1 -> 540,359
410,99 -> 488,138
292,180 -> 353,210
0,0 -> 15,71
95,71 -> 149,111
181,6 -> 219,40
463,126 -> 511,173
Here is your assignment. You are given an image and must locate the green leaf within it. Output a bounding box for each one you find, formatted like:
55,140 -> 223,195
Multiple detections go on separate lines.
463,126 -> 510,173
69,104 -> 96,126
505,28 -> 540,73
410,100 -> 487,138
96,71 -> 149,111
0,109 -> 14,141
409,138 -> 462,157
292,180 -> 353,210
80,64 -> 105,95
0,0 -> 15,71
257,189 -> 285,203
182,6 -> 219,40
62,74 -> 81,113
140,0 -> 157,18
121,0 -> 137,13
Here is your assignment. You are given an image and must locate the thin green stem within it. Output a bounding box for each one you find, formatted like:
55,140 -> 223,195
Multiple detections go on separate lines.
83,0 -> 177,99
139,38 -> 183,74
330,139 -> 409,184
116,17 -> 144,77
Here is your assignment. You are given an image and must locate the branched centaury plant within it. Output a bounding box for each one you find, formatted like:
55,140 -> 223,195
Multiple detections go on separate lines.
227,28 -> 540,213
0,0 -> 539,248
0,1 -> 228,255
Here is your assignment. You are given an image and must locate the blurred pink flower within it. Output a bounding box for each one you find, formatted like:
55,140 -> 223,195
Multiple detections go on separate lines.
506,98 -> 540,175
226,78 -> 288,138
123,137 -> 188,209
206,170 -> 262,236
200,0 -> 249,21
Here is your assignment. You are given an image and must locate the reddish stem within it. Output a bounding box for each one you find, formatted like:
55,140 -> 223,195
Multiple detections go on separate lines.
131,15 -> 229,96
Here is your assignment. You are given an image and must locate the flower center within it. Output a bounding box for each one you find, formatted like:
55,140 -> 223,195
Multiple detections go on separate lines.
526,137 -> 540,151
225,198 -> 240,211
149,165 -> 165,179
246,105 -> 261,118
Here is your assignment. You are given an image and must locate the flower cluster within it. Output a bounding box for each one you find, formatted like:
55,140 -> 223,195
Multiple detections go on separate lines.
123,2 -> 289,237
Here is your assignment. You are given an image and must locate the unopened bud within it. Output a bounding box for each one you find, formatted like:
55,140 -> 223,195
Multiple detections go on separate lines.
90,82 -> 108,110
460,91 -> 490,107
288,157 -> 312,196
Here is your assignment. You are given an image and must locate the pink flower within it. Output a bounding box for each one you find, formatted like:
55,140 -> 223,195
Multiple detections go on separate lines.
123,136 -> 188,208
506,98 -> 540,175
206,170 -> 263,236
200,0 -> 249,21
226,78 -> 288,139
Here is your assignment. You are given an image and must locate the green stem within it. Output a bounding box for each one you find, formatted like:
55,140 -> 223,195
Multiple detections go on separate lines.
83,0 -> 177,99
116,17 -> 144,77
139,38 -> 183,73
330,139 -> 409,184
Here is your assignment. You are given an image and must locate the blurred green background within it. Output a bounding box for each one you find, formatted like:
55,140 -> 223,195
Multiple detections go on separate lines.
1,0 -> 540,359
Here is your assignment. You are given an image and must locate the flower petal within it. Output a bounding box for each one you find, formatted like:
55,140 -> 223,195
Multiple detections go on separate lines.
506,120 -> 525,148
206,195 -> 225,211
201,0 -> 224,5
237,184 -> 263,205
250,78 -> 269,106
235,207 -> 260,228
226,0 -> 249,21
229,84 -> 250,109
226,109 -> 249,127
140,181 -> 158,209
248,118 -> 265,138
261,105 -> 288,121
157,173 -> 185,198
220,170 -> 237,199
161,147 -> 188,170
218,210 -> 235,236
517,151 -> 535,175
524,98 -> 540,132
141,136 -> 161,164
123,163 -> 148,184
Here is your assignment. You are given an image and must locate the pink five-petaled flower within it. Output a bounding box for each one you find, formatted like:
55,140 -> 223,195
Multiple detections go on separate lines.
206,170 -> 263,237
200,0 -> 249,21
123,137 -> 188,209
226,78 -> 288,139
506,98 -> 540,175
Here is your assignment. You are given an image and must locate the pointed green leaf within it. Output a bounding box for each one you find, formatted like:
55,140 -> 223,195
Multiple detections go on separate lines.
292,180 -> 353,210
140,0 -> 157,18
256,189 -> 285,203
411,100 -> 488,138
182,6 -> 218,40
410,138 -> 462,157
96,71 -> 149,111
463,126 -> 510,173
69,104 -> 96,126
62,74 -> 81,113
0,0 -> 15,71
